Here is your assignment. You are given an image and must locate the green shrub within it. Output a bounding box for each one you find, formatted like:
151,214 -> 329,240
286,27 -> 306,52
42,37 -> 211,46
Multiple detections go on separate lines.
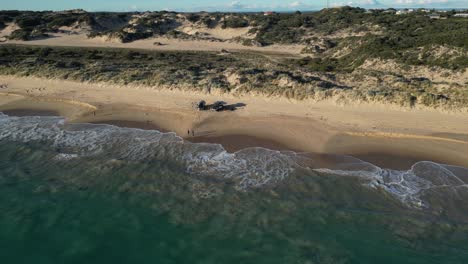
294,57 -> 338,72
222,16 -> 249,28
15,16 -> 42,28
200,16 -> 216,27
186,14 -> 200,23
8,29 -> 31,40
48,17 -> 77,28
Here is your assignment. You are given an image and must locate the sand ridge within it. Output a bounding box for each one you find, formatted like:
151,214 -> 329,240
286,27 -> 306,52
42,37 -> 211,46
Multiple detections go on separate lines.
344,131 -> 468,145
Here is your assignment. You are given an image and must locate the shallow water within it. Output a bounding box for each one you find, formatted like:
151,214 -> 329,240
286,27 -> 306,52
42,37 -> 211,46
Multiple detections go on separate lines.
1,113 -> 468,263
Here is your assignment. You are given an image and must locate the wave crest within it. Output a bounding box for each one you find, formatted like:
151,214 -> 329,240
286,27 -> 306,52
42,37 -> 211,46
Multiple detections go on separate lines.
1,113 -> 467,208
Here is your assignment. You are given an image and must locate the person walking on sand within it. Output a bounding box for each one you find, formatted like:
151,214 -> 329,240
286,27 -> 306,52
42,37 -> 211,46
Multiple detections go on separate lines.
187,130 -> 190,136
192,130 -> 195,137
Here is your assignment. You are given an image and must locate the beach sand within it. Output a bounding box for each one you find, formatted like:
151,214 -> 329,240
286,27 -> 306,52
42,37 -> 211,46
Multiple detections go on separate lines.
1,75 -> 468,170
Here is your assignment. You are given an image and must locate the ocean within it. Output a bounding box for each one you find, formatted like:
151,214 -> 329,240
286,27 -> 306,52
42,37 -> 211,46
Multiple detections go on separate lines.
1,113 -> 468,263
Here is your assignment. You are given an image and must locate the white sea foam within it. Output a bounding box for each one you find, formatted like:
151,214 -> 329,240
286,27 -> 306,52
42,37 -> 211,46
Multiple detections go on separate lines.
1,113 -> 467,207
0,113 -> 295,190
54,153 -> 80,161
315,161 -> 468,208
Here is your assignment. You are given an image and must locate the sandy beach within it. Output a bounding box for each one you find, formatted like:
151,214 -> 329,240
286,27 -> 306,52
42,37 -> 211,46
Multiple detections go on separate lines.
1,75 -> 467,170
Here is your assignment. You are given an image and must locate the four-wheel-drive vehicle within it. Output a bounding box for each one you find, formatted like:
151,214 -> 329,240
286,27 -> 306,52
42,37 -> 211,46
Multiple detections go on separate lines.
212,101 -> 226,112
195,100 -> 242,112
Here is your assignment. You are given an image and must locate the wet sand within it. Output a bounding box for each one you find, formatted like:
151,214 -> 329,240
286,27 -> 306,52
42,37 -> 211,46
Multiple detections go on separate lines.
348,153 -> 444,171
189,134 -> 293,153
92,122 -> 457,170
1,109 -> 59,117
54,115 -> 468,170
191,134 -> 463,170
189,134 -> 428,170
90,120 -> 167,132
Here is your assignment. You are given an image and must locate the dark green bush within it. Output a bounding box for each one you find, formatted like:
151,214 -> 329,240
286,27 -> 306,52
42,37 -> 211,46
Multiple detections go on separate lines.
48,17 -> 77,28
295,57 -> 339,72
8,29 -> 31,40
15,16 -> 42,28
222,16 -> 249,28
186,14 -> 200,23
200,16 -> 216,27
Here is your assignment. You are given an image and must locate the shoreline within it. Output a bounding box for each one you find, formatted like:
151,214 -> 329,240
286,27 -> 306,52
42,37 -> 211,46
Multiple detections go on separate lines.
1,75 -> 468,170
2,109 -> 449,170
3,110 -> 465,170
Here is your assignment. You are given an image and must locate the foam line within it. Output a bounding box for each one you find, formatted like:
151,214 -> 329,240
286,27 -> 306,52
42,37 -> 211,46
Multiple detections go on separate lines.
1,112 -> 467,209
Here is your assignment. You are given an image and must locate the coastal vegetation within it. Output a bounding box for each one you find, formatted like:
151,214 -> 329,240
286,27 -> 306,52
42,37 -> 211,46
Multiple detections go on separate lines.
2,7 -> 467,49
0,44 -> 466,110
1,8 -> 466,68
0,7 -> 466,110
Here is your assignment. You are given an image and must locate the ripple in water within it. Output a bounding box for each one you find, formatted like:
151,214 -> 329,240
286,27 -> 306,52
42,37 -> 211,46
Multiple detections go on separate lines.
0,113 -> 467,209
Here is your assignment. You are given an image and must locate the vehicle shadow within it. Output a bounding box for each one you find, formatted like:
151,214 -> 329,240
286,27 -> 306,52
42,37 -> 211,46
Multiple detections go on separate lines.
223,103 -> 247,111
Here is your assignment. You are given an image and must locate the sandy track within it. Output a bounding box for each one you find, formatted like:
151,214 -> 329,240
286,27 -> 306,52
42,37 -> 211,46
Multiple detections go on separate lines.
0,33 -> 305,57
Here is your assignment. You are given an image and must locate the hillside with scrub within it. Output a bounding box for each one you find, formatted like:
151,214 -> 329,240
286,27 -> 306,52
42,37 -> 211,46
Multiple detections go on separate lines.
0,7 -> 466,110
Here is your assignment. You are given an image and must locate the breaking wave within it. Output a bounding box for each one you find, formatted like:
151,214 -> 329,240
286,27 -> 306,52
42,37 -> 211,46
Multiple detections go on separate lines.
0,113 -> 467,208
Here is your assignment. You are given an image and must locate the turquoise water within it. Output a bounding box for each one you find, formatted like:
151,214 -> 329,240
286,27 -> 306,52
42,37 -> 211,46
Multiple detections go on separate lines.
1,114 -> 468,263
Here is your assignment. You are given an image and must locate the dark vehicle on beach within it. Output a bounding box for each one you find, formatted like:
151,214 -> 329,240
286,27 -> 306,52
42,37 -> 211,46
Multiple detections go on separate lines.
196,100 -> 245,112
212,101 -> 225,112
196,100 -> 226,111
